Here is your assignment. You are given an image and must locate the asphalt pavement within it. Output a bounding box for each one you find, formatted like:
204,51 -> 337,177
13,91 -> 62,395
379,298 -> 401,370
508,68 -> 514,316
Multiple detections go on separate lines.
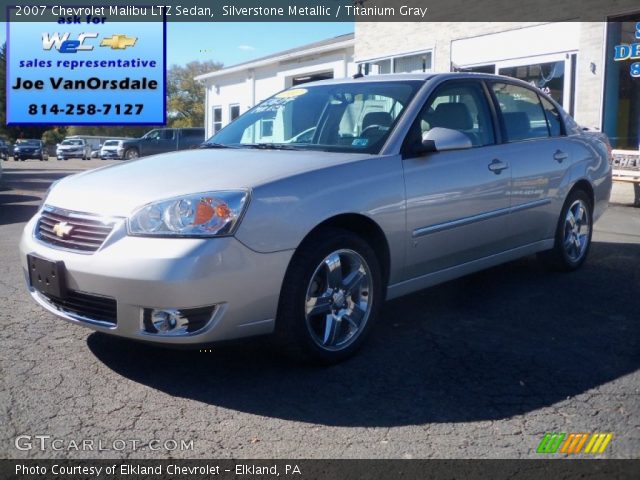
1,158 -> 638,459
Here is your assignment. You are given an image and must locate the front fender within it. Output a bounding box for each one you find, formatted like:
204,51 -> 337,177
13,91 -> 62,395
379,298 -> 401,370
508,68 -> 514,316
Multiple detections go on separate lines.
234,155 -> 406,281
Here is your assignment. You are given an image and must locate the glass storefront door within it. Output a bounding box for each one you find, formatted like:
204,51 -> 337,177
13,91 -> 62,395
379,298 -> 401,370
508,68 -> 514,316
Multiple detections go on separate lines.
457,53 -> 576,115
603,15 -> 640,150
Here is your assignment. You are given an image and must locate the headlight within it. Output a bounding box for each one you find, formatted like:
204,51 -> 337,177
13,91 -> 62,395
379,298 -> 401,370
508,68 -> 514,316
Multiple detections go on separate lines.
128,191 -> 249,237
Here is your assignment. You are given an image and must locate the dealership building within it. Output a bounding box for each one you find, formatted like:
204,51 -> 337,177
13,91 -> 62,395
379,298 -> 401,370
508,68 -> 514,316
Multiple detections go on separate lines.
198,17 -> 639,152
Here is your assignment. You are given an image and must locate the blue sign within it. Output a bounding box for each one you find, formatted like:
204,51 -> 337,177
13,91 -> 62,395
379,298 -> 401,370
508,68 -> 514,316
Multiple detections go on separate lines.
6,12 -> 166,125
613,22 -> 640,78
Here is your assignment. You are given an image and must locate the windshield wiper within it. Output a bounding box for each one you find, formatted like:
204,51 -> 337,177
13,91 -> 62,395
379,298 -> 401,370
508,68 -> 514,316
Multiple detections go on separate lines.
240,143 -> 300,150
199,142 -> 231,149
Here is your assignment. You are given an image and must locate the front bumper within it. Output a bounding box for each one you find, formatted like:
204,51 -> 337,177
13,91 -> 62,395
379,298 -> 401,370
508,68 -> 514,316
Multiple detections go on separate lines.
19,212 -> 293,345
100,150 -> 123,159
14,151 -> 42,159
57,150 -> 83,159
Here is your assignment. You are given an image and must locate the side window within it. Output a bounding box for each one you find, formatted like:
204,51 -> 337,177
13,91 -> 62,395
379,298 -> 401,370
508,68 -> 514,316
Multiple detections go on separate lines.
540,96 -> 563,137
491,83 -> 549,141
410,81 -> 495,148
183,129 -> 203,139
157,129 -> 175,140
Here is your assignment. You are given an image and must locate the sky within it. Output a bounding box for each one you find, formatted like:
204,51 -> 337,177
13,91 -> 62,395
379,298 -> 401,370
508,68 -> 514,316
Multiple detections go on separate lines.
0,22 -> 354,68
165,22 -> 353,67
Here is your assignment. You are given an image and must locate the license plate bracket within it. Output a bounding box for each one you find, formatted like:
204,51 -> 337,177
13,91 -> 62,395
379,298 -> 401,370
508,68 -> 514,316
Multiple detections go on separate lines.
27,254 -> 67,299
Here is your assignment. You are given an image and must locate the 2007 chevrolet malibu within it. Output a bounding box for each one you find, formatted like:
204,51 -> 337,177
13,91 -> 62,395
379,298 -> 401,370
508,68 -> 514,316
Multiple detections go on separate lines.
20,73 -> 612,363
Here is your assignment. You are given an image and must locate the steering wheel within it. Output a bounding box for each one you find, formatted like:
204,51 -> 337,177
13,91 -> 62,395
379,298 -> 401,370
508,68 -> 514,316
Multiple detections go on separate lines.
360,124 -> 386,137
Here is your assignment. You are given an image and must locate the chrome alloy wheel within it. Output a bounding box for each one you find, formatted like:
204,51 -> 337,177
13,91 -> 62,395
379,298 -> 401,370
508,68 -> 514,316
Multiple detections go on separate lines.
562,199 -> 591,263
304,249 -> 373,351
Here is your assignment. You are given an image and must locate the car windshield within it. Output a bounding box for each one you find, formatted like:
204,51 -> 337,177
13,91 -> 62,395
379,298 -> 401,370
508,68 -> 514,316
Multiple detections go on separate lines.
206,81 -> 422,154
103,140 -> 119,146
61,140 -> 83,145
17,140 -> 39,146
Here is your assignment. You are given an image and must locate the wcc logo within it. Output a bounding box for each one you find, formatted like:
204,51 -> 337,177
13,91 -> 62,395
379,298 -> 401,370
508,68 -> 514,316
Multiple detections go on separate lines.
537,432 -> 613,455
42,33 -> 137,53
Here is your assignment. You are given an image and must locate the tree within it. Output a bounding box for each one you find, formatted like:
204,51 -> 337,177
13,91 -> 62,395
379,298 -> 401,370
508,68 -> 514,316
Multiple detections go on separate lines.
167,60 -> 222,128
66,125 -> 150,138
42,127 -> 68,145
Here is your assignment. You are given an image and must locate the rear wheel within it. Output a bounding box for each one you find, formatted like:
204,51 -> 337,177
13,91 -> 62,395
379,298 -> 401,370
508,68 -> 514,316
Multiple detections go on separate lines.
538,189 -> 593,271
276,228 -> 383,364
124,148 -> 139,160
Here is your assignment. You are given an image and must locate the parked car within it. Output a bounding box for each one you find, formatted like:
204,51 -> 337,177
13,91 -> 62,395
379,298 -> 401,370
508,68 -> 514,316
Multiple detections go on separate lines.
120,128 -> 205,160
100,139 -> 126,160
0,139 -> 9,160
56,138 -> 91,160
19,73 -> 612,363
14,139 -> 48,161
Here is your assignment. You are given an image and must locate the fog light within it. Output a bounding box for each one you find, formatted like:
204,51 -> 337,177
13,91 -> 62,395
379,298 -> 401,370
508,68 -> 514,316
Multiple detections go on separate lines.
151,310 -> 178,332
142,306 -> 218,335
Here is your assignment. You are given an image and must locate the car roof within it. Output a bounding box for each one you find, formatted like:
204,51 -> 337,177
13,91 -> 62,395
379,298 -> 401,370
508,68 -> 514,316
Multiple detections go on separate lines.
295,72 -> 538,88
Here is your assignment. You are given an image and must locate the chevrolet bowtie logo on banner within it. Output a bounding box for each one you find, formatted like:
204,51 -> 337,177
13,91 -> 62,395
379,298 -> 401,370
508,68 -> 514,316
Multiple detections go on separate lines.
100,34 -> 137,49
536,432 -> 613,454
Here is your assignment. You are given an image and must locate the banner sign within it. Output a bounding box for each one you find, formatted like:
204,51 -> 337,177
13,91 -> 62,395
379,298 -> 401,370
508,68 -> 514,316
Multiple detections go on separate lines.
6,8 -> 166,125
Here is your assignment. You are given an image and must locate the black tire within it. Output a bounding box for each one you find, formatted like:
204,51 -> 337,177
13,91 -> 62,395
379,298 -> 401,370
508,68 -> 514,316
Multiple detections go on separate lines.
538,189 -> 593,271
124,148 -> 139,160
275,227 -> 384,364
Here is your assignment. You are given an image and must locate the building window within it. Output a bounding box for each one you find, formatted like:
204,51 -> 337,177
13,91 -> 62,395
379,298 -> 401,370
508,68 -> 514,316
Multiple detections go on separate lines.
212,106 -> 222,133
360,51 -> 432,75
229,104 -> 240,123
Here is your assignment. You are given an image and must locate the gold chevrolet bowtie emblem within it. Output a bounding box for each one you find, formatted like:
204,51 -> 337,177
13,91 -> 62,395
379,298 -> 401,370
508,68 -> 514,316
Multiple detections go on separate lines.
100,35 -> 137,49
52,222 -> 74,238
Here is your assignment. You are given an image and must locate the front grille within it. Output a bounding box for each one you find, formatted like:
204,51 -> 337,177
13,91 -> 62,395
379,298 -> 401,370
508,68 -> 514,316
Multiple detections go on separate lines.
37,206 -> 117,253
43,289 -> 117,325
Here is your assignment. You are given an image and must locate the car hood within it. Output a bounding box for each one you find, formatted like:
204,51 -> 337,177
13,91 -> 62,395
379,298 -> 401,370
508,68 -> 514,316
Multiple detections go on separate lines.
58,145 -> 83,149
45,148 -> 372,216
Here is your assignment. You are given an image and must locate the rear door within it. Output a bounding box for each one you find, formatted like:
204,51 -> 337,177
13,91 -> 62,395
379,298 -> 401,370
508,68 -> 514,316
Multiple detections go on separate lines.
402,80 -> 512,278
143,129 -> 176,155
488,82 -> 570,246
179,129 -> 205,150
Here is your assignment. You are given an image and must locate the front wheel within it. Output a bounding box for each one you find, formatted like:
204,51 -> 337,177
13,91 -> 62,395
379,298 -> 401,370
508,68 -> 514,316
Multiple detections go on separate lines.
276,228 -> 383,364
538,189 -> 593,271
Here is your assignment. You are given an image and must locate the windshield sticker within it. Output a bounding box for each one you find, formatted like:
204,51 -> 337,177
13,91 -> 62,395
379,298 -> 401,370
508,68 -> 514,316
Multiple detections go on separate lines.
275,88 -> 307,99
352,138 -> 369,147
253,97 -> 295,113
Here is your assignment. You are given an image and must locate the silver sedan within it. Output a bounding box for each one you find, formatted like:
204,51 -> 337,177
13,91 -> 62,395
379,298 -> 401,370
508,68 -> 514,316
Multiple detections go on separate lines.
20,73 -> 612,363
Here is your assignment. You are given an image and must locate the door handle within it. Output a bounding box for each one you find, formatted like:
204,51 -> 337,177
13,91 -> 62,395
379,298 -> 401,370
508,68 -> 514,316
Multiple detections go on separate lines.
488,159 -> 509,174
554,150 -> 568,163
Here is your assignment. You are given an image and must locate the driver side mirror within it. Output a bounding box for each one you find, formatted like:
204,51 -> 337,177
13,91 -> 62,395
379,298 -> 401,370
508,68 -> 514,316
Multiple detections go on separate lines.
419,127 -> 473,154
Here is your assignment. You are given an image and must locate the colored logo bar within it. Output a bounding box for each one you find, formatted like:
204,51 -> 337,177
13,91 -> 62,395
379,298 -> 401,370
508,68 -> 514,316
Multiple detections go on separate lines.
537,432 -> 613,454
